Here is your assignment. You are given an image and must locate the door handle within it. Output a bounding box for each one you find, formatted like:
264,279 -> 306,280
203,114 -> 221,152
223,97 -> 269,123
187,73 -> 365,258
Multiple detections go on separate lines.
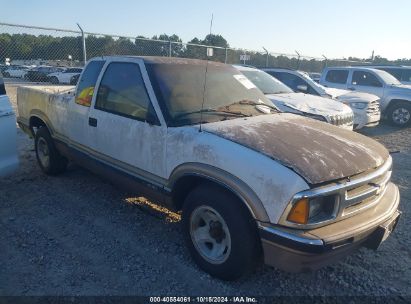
89,117 -> 97,127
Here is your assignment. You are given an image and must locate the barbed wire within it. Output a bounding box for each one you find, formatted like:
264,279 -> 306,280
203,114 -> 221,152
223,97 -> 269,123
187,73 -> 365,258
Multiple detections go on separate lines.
0,22 -> 372,79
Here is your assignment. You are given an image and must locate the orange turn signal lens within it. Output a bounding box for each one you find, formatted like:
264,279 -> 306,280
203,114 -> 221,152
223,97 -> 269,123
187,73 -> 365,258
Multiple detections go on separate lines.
287,198 -> 309,224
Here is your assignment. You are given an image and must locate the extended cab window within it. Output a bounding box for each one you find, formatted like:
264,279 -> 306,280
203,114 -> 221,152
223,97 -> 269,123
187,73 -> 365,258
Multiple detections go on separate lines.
75,61 -> 105,107
352,71 -> 382,87
95,62 -> 156,122
325,70 -> 349,84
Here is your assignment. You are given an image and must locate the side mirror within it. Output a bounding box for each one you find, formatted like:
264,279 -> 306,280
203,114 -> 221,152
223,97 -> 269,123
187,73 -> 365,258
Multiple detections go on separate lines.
296,84 -> 308,92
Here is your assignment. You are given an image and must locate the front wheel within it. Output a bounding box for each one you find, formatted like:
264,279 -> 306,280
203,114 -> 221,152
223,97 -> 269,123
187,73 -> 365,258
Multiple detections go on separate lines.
35,127 -> 67,175
387,101 -> 411,127
182,184 -> 261,280
50,76 -> 59,84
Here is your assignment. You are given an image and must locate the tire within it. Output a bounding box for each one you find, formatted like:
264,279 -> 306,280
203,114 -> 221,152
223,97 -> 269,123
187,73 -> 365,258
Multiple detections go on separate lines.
35,127 -> 67,175
386,101 -> 411,127
182,184 -> 261,280
3,72 -> 10,78
50,76 -> 59,84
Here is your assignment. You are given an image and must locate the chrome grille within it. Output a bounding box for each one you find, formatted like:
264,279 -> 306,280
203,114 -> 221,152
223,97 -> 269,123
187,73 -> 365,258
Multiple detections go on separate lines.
330,113 -> 354,126
367,99 -> 380,114
341,166 -> 392,217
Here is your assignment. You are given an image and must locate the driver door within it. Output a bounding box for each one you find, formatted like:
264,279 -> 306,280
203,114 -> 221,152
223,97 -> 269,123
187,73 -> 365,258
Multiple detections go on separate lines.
87,58 -> 167,180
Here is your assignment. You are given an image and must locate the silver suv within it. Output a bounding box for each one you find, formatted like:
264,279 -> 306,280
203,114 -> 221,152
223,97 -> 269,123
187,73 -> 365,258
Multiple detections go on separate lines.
320,67 -> 411,127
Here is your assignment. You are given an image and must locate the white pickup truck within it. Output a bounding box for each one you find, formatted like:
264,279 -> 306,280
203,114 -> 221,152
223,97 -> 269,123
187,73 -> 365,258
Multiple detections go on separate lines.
17,56 -> 401,280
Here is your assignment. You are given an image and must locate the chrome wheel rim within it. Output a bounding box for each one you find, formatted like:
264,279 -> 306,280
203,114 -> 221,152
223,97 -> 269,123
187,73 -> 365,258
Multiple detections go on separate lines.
190,206 -> 231,264
37,137 -> 50,168
392,107 -> 411,125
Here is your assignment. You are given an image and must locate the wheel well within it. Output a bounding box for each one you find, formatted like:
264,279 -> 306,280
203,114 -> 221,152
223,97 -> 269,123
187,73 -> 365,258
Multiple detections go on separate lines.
29,116 -> 48,135
387,99 -> 410,111
171,175 -> 255,219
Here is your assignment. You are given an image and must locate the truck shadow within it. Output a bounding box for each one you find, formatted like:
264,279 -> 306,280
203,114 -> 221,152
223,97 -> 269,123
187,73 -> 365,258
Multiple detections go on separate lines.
358,121 -> 410,137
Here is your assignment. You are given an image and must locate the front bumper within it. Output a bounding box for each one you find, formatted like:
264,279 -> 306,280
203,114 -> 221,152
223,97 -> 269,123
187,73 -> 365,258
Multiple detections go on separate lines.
353,110 -> 381,130
259,182 -> 400,272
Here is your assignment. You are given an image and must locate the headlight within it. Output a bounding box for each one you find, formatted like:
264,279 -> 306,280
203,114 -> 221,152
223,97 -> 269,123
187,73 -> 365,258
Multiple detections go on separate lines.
348,102 -> 367,110
287,195 -> 338,225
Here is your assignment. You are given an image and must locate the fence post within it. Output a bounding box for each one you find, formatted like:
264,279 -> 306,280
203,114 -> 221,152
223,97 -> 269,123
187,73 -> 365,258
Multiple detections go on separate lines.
263,47 -> 269,67
322,55 -> 328,68
295,50 -> 301,70
225,48 -> 228,64
169,41 -> 172,57
77,23 -> 87,65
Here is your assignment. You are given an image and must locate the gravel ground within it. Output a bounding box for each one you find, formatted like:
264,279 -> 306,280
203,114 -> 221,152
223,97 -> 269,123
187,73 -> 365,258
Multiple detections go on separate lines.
1,82 -> 411,296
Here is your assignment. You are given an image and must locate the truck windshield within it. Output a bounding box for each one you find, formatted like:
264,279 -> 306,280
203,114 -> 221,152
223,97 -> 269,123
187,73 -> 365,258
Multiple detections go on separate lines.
240,69 -> 293,95
373,69 -> 402,86
146,62 -> 276,127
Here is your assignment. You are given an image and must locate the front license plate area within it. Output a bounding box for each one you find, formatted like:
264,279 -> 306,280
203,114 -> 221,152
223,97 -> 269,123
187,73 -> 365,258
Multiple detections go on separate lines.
365,212 -> 401,250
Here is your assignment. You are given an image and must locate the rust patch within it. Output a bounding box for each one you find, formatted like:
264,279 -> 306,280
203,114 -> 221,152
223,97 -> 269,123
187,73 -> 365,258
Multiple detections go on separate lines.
204,114 -> 389,185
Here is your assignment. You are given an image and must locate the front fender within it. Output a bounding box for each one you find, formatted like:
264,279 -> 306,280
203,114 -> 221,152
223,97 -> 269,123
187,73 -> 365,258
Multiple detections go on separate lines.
168,162 -> 270,222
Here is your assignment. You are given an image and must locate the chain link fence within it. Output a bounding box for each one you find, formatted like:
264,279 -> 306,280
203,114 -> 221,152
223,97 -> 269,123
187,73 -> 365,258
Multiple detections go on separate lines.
0,22 -> 372,83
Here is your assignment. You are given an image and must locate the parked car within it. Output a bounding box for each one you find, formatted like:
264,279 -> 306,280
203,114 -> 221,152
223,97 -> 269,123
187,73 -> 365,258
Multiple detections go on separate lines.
320,67 -> 411,126
0,64 -> 10,74
17,56 -> 401,280
3,65 -> 30,78
0,73 -> 19,177
308,72 -> 321,83
366,66 -> 411,85
235,66 -> 354,130
26,66 -> 64,82
263,68 -> 381,129
47,67 -> 83,84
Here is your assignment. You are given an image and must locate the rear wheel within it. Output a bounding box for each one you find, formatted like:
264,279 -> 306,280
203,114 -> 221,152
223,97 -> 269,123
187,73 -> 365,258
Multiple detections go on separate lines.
50,76 -> 59,84
387,101 -> 411,127
182,184 -> 261,280
35,127 -> 67,175
3,72 -> 10,77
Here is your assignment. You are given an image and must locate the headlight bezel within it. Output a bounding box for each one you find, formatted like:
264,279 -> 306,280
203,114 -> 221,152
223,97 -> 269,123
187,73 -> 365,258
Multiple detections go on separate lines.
284,194 -> 339,227
346,101 -> 368,110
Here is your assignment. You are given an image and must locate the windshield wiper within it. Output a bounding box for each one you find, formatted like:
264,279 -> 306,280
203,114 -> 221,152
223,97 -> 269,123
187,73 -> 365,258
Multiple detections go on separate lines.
225,99 -> 280,112
174,108 -> 250,119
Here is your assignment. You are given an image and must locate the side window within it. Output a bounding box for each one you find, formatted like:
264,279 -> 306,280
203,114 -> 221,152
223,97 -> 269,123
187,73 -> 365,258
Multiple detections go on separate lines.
265,71 -> 284,81
401,70 -> 411,82
275,72 -> 319,95
352,71 -> 382,87
95,62 -> 156,122
0,74 -> 6,95
75,60 -> 105,107
325,70 -> 349,84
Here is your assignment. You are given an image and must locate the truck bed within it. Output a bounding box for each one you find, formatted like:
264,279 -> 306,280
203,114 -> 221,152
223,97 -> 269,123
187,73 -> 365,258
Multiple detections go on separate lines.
17,85 -> 75,137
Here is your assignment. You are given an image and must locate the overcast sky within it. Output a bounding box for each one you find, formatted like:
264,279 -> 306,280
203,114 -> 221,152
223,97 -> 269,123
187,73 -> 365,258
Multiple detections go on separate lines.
1,0 -> 409,60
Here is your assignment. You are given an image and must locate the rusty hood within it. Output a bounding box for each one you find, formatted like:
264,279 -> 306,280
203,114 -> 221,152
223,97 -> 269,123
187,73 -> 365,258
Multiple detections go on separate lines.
202,113 -> 389,185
